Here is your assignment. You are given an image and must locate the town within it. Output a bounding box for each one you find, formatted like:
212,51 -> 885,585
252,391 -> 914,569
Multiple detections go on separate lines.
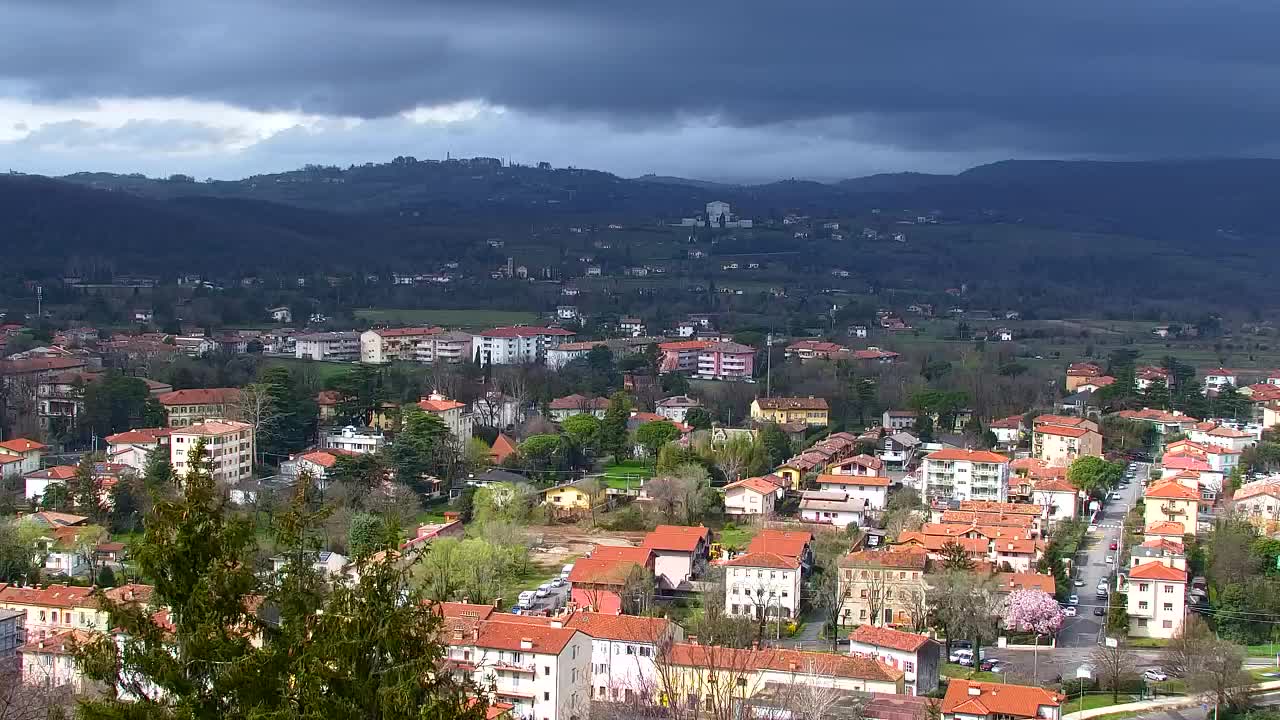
2,284 -> 1279,720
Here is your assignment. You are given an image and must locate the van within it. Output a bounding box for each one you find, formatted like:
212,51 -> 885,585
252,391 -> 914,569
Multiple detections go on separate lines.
517,590 -> 536,608
561,564 -> 574,579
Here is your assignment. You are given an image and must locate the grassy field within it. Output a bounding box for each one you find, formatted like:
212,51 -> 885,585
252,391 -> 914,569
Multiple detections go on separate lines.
1245,642 -> 1280,658
263,356 -> 354,381
354,308 -> 539,328
1128,637 -> 1171,648
716,524 -> 757,550
602,461 -> 653,490
940,663 -> 1001,682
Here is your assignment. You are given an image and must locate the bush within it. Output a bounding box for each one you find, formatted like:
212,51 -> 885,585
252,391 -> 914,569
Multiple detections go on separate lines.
599,506 -> 649,531
1061,678 -> 1097,696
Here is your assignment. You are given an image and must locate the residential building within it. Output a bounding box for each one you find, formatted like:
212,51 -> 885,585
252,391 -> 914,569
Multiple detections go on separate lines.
641,525 -> 710,591
1203,368 -> 1237,392
23,465 -> 76,501
619,317 -> 646,337
1164,438 -> 1240,474
656,395 -> 702,423
0,451 -> 24,479
545,341 -> 605,370
290,449 -> 356,484
1032,416 -> 1102,466
0,607 -> 23,675
837,550 -> 929,627
170,420 -> 254,485
294,331 -> 359,361
0,438 -> 46,476
321,425 -> 385,454
472,392 -> 523,429
657,340 -> 710,375
156,388 -> 241,428
723,476 -> 783,517
666,644 -> 904,701
941,680 -> 1063,720
19,628 -> 95,691
1188,422 -> 1256,454
1143,479 -> 1201,537
1230,477 -> 1280,532
439,610 -> 591,720
1065,362 -> 1104,391
418,393 -> 474,440
0,583 -> 152,641
746,529 -> 814,567
104,428 -> 170,471
472,326 -> 575,365
882,410 -> 915,431
1031,478 -> 1079,524
568,548 -> 654,614
750,396 -> 830,426
540,483 -> 594,516
798,491 -> 867,528
848,625 -> 941,696
564,613 -> 681,704
414,330 -> 474,364
815,472 -> 890,511
360,327 -> 443,364
1124,561 -> 1187,639
879,431 -> 921,469
921,449 -> 1011,504
724,552 -> 803,619
785,340 -> 849,361
695,342 -> 755,381
989,416 -> 1024,447
1115,408 -> 1199,436
548,394 -> 609,422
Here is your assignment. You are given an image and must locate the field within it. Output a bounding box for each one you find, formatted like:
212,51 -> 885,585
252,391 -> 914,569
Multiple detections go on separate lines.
602,461 -> 653,490
354,308 -> 539,328
263,356 -> 354,381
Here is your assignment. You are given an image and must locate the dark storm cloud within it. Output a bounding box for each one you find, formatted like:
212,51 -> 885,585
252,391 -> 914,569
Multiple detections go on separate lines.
4,0 -> 1280,158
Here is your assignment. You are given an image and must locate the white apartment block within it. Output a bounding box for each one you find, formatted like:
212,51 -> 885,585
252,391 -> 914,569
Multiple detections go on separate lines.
360,327 -> 442,364
724,552 -> 803,619
414,330 -> 474,364
321,425 -> 385,454
563,613 -> 682,704
1125,561 -> 1187,639
170,420 -> 254,484
294,332 -> 359,361
473,326 -> 575,365
921,449 -> 1010,504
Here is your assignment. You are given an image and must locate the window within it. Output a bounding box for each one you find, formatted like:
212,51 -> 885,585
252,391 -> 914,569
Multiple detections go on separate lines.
544,692 -> 550,701
626,645 -> 636,655
738,678 -> 747,688
1164,585 -> 1174,593
544,666 -> 551,676
1163,620 -> 1173,629
1139,583 -> 1150,592
1138,601 -> 1148,610
1138,618 -> 1148,627
640,646 -> 652,657
1163,603 -> 1173,611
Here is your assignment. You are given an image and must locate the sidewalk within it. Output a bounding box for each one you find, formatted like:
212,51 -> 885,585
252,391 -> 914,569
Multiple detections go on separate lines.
1062,681 -> 1280,720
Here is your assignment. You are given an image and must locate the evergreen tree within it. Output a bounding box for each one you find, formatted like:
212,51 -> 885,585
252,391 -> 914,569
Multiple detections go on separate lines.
599,392 -> 632,461
757,423 -> 793,468
142,444 -> 174,489
386,405 -> 450,496
72,453 -> 103,519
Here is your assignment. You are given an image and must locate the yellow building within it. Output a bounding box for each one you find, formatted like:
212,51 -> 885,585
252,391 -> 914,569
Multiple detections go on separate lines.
541,483 -> 593,510
1143,480 -> 1201,537
750,397 -> 829,427
0,583 -> 153,640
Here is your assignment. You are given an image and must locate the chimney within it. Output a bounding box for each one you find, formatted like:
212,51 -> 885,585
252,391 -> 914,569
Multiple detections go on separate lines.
520,638 -> 534,650
968,686 -> 982,697
551,620 -> 563,629
688,635 -> 698,645
452,630 -> 464,642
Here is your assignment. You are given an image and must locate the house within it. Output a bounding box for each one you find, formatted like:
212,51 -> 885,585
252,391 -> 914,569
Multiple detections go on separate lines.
321,425 -> 386,454
882,410 -> 915,431
104,428 -> 170,471
18,628 -> 96,691
472,326 -> 575,365
665,644 -> 904,700
723,476 -> 784,517
1031,478 -> 1079,524
641,525 -> 711,591
23,465 -> 77,501
564,612 -> 682,705
548,394 -> 610,422
414,330 -> 474,364
359,327 -> 443,364
568,549 -> 654,614
1203,368 -> 1237,392
417,393 -> 474,440
941,680 -> 1063,720
1136,366 -> 1172,390
724,552 -> 803,619
540,483 -> 594,516
1065,362 -> 1104,391
1164,438 -> 1241,474
439,610 -> 591,720
1032,416 -> 1102,466
270,550 -> 350,579
1123,562 -> 1187,639
746,529 -> 814,567
879,432 -> 921,470
545,340 -> 604,370
1143,479 -> 1201,536
490,434 -> 518,464
0,451 -> 22,479
920,449 -> 1011,505
34,523 -> 104,575
0,607 -> 23,675
815,472 -> 890,511
170,420 -> 254,485
784,340 -> 848,361
0,583 -> 149,641
988,416 -> 1024,447
294,331 -> 359,361
155,388 -> 241,428
837,550 -> 929,627
268,306 -> 292,323
1075,376 -> 1116,394
750,396 -> 829,427
848,625 -> 941,696
799,491 -> 867,529
290,449 -> 356,484
1188,422 -> 1257,454
619,317 -> 646,337
174,335 -> 216,357
1115,408 -> 1199,436
472,392 -> 523,429
1232,477 -> 1280,532
656,395 -> 702,423
555,306 -> 580,322
850,325 -> 869,338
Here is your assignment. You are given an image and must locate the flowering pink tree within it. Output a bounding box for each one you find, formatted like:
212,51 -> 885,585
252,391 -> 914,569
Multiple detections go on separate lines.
1002,588 -> 1065,681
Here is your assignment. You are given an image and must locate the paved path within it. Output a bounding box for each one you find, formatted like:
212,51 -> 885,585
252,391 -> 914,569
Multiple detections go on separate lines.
1062,681 -> 1280,720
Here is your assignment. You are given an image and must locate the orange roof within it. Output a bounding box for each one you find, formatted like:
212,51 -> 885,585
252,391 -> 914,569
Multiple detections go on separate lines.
315,390 -> 343,406
1206,425 -> 1252,439
994,538 -> 1039,555
747,529 -> 812,558
668,644 -> 904,683
1139,538 -> 1186,554
1033,414 -> 1089,427
724,476 -> 782,495
0,438 -> 47,453
926,449 -> 1010,463
958,501 -> 1042,515
104,428 -> 169,445
25,465 -> 77,481
564,612 -> 672,643
298,449 -> 360,468
1145,480 -> 1200,501
642,525 -> 710,553
943,680 -> 1062,718
817,473 -> 890,487
995,572 -> 1056,595
436,602 -> 497,622
939,510 -> 1035,527
1234,479 -> 1280,502
0,451 -> 21,466
724,551 -> 800,570
1128,562 -> 1187,582
372,326 -> 443,338
18,628 -> 96,656
549,394 -> 610,410
1035,424 -> 1091,438
896,533 -> 988,554
1033,478 -> 1077,493
178,420 -> 251,436
658,340 -> 713,351
1162,455 -> 1212,472
1144,521 -> 1186,536
840,550 -> 927,570
0,583 -> 95,608
490,434 -> 518,463
472,618 -> 579,654
567,557 -> 641,586
589,545 -> 655,566
155,387 -> 241,406
849,625 -> 932,653
754,396 -> 829,411
418,396 -> 465,413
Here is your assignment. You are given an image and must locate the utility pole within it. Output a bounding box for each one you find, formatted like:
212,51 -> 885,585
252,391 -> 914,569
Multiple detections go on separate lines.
36,284 -> 42,318
766,331 -> 773,398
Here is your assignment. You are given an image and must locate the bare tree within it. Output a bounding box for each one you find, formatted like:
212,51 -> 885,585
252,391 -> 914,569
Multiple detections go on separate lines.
860,570 -> 888,627
0,680 -> 76,720
1189,637 -> 1252,711
771,658 -> 866,720
814,559 -> 854,651
1162,613 -> 1214,679
498,370 -> 530,427
652,639 -> 770,720
904,587 -> 930,633
715,436 -> 754,484
235,383 -> 280,465
1090,640 -> 1138,702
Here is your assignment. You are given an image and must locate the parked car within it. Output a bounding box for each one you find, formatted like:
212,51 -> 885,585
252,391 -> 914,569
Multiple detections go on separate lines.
536,583 -> 552,598
1074,579 -> 1085,587
1109,541 -> 1118,550
551,577 -> 565,588
949,649 -> 971,664
517,590 -> 536,608
561,563 -> 574,579
1093,606 -> 1106,616
1144,669 -> 1169,682
1063,605 -> 1078,617
1105,556 -> 1114,564
1068,594 -> 1079,605
980,659 -> 1003,672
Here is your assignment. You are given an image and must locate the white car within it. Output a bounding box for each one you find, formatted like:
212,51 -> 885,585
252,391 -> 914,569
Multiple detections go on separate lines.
1068,594 -> 1079,605
1144,669 -> 1169,682
1074,579 -> 1085,587
517,590 -> 536,608
535,583 -> 552,598
1105,556 -> 1114,564
1062,606 -> 1078,617
1088,525 -> 1099,533
949,649 -> 972,664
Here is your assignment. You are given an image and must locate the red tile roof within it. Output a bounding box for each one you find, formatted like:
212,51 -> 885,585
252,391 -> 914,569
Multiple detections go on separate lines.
994,572 -> 1056,595
658,340 -> 713,351
1161,455 -> 1212,472
490,434 -> 518,463
840,550 -> 927,570
1144,521 -> 1187,536
18,628 -> 96,656
156,388 -> 241,406
989,415 -> 1024,429
724,476 -> 783,495
642,525 -> 710,553
564,612 -> 672,643
589,545 -> 655,566
472,618 -> 579,654
668,644 -> 904,683
816,473 -> 890,487
1035,424 -> 1092,438
754,396 -> 829,411
849,625 -> 932,652
24,465 -> 77,481
958,501 -> 1042,515
371,326 -> 443,338
746,529 -> 812,558
567,557 -> 642,586
895,533 -> 988,554
943,680 -> 1062,718
1128,562 -> 1187,582
926,449 -> 1010,463
104,428 -> 169,445
479,326 -> 575,338
549,394 -> 610,410
724,551 -> 800,570
418,396 -> 465,413
1032,478 -> 1077,493
0,438 -> 47,453
0,583 -> 95,608
1144,480 -> 1200,501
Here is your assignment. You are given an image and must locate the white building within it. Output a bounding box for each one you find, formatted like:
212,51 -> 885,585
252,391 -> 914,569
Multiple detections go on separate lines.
270,550 -> 350,579
724,552 -> 803,619
321,425 -> 385,454
22,466 -> 76,501
414,330 -> 473,364
798,491 -> 867,529
920,449 -> 1011,504
0,438 -> 46,477
294,331 -> 359,361
848,625 -> 941,696
619,318 -> 646,337
170,420 -> 254,485
104,428 -> 170,472
564,613 -> 682,704
19,629 -> 93,692
723,476 -> 783,517
418,393 -> 474,440
360,327 -> 442,364
1124,561 -> 1187,640
473,326 -> 576,365
472,392 -> 524,429
656,395 -> 702,423
545,341 -> 605,370
1031,478 -> 1079,524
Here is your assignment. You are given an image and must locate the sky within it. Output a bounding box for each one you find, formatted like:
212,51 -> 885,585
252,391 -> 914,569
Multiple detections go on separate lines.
1,1 -> 1278,183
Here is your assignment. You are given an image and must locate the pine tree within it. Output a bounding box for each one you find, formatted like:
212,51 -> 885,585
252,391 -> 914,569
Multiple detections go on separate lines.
71,453 -> 103,518
599,392 -> 633,462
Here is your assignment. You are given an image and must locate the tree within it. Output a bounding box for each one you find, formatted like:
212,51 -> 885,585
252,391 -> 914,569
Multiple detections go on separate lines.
1090,640 -> 1138,702
684,407 -> 713,431
635,420 -> 680,459
1068,456 -> 1124,498
234,382 -> 281,465
81,371 -> 153,439
142,444 -> 173,489
599,392 -> 632,461
939,540 -> 975,570
0,522 -> 33,582
561,413 -> 600,451
714,435 -> 756,483
757,423 -> 793,468
1188,636 -> 1252,711
347,512 -> 392,559
1163,613 -> 1215,679
386,405 -> 452,497
1002,588 -> 1064,682
71,453 -> 104,519
96,564 -> 117,587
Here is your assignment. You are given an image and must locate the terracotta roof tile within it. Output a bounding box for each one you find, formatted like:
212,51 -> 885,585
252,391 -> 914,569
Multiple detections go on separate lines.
849,625 -> 933,652
943,680 -> 1063,718
839,550 -> 927,570
1144,480 -> 1201,501
724,551 -> 800,570
816,473 -> 890,487
1128,562 -> 1187,581
0,438 -> 47,453
746,530 -> 812,558
156,388 -> 241,406
754,396 -> 829,411
668,644 -> 904,683
564,612 -> 672,643
926,449 -> 1010,463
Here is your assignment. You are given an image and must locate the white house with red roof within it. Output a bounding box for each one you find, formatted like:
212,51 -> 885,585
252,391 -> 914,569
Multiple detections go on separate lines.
1189,422 -> 1257,454
1164,438 -> 1240,474
988,415 -> 1025,447
1030,478 -> 1079,524
104,428 -> 170,472
799,491 -> 868,529
921,449 -> 1011,504
1123,561 -> 1187,639
418,392 -> 474,440
0,438 -> 46,476
472,326 -> 575,365
23,465 -> 77,501
815,471 -> 890,511
941,679 -> 1063,720
723,475 -> 784,517
849,625 -> 941,695
641,525 -> 711,590
1232,476 -> 1280,532
724,551 -> 802,619
1203,368 -> 1237,392
564,612 -> 682,704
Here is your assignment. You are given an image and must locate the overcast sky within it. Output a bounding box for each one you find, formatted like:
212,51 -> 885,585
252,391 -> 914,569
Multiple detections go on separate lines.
1,1 -> 1277,182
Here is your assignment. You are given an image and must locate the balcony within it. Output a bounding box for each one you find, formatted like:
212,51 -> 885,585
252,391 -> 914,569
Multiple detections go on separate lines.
1161,503 -> 1187,516
493,662 -> 537,674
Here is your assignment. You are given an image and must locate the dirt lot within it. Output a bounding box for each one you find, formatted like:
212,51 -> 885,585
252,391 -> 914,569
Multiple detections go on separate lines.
525,525 -> 647,569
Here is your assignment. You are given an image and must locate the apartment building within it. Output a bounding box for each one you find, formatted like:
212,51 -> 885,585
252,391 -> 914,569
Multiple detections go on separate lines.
695,342 -> 755,380
656,395 -> 702,423
657,340 -> 710,375
837,550 -> 928,627
1032,416 -> 1102,466
320,425 -> 386,454
666,644 -> 904,701
359,327 -> 444,363
724,552 -> 803,619
0,584 -> 152,641
942,680 -> 1063,720
417,393 -> 474,440
294,331 -> 359,361
848,625 -> 941,696
564,613 -> 682,704
0,608 -> 24,675
19,628 -> 94,691
1143,479 -> 1201,537
921,449 -> 1011,504
440,609 -> 591,720
472,326 -> 575,365
750,396 -> 830,426
816,471 -> 890,511
1233,477 -> 1280,532
156,388 -> 241,428
414,330 -> 474,364
1164,439 -> 1240,474
545,341 -> 605,371
170,420 -> 254,484
1125,561 -> 1187,639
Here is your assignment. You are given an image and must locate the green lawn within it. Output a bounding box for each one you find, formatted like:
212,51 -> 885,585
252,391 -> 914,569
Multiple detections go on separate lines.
263,357 -> 354,381
602,461 -> 653,490
354,308 -> 539,328
1128,637 -> 1171,648
716,524 -> 757,550
1244,642 -> 1280,658
941,664 -> 1001,682
1062,694 -> 1132,714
